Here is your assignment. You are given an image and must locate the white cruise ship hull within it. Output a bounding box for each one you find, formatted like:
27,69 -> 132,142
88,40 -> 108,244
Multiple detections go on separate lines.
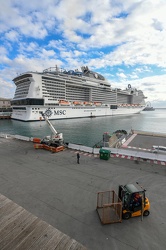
11,105 -> 144,121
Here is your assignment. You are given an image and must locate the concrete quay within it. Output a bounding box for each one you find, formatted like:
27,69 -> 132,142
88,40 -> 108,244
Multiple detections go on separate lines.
0,111 -> 11,119
0,137 -> 166,250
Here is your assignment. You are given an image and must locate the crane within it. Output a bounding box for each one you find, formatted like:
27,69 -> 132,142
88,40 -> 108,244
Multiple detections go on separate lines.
40,112 -> 63,146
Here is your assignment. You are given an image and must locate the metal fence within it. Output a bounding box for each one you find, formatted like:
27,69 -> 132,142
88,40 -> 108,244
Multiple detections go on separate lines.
96,190 -> 122,224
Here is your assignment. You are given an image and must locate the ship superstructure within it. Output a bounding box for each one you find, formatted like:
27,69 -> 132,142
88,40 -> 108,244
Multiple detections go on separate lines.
11,66 -> 146,121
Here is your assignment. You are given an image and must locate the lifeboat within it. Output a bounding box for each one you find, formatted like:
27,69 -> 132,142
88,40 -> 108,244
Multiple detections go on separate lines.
84,102 -> 92,106
73,101 -> 83,105
94,102 -> 102,106
59,100 -> 70,105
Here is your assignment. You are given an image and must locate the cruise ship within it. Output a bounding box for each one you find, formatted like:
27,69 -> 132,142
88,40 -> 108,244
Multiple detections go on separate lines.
11,66 -> 146,121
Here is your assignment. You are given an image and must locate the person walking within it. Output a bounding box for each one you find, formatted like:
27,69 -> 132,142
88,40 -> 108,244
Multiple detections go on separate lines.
77,153 -> 80,164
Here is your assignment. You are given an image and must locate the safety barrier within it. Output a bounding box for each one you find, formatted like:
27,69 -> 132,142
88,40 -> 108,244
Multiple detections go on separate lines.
68,143 -> 166,162
34,143 -> 64,153
34,143 -> 44,149
1,134 -> 166,162
33,138 -> 41,143
68,143 -> 93,153
132,130 -> 166,137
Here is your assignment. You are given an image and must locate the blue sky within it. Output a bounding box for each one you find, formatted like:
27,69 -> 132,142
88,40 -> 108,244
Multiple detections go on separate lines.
0,0 -> 166,107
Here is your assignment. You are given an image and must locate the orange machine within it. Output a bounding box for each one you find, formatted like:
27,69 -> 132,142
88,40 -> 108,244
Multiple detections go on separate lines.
33,112 -> 65,153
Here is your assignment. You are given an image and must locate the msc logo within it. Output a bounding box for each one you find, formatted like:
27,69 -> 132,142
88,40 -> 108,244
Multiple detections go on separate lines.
44,108 -> 53,118
54,110 -> 66,115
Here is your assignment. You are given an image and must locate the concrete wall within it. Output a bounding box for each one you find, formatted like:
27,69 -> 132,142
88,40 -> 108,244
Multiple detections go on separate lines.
133,130 -> 166,138
0,133 -> 165,162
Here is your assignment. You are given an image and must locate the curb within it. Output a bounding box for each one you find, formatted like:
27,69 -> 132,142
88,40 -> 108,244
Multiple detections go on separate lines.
111,154 -> 166,166
71,150 -> 166,166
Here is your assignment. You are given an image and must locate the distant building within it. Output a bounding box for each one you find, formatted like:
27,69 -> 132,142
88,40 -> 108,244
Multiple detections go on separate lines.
0,98 -> 12,112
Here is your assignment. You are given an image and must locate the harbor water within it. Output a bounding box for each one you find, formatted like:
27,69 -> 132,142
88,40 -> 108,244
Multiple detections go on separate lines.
0,109 -> 165,147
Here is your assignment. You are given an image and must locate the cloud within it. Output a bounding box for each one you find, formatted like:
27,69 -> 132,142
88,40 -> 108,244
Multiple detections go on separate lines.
116,72 -> 127,79
0,46 -> 8,56
5,30 -> 19,41
0,0 -> 166,107
0,1 -> 48,39
0,77 -> 15,98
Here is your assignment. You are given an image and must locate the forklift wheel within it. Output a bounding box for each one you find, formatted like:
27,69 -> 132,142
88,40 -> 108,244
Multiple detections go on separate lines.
143,210 -> 150,216
122,212 -> 131,220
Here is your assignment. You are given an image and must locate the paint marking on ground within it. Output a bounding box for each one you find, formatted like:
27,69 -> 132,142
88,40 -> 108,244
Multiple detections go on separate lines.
122,134 -> 137,147
69,150 -> 166,165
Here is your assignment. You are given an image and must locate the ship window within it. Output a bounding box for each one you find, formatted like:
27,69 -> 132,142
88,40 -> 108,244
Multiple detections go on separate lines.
11,98 -> 44,106
12,107 -> 26,110
110,105 -> 117,109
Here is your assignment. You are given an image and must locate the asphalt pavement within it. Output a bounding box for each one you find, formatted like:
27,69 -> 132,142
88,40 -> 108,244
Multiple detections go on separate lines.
0,137 -> 166,250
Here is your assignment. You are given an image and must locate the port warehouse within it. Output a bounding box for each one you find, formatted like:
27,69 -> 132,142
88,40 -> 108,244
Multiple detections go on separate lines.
0,97 -> 12,119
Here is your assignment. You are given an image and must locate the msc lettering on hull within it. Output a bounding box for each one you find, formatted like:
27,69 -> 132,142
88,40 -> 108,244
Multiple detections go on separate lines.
54,110 -> 66,115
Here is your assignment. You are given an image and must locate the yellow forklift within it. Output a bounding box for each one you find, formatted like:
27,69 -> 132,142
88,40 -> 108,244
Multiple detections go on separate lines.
118,183 -> 150,219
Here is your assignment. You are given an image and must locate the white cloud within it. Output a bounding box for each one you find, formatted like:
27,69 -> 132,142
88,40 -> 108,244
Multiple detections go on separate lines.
116,72 -> 127,79
0,1 -> 48,39
0,77 -> 15,98
48,40 -> 64,48
40,49 -> 55,58
0,46 -> 8,56
5,30 -> 19,41
0,0 -> 166,107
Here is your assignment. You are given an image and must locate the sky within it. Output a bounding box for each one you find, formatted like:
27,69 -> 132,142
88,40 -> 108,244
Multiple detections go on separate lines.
0,0 -> 166,107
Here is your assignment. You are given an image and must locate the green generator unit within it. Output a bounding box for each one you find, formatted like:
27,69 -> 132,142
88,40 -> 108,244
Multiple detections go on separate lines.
99,149 -> 111,160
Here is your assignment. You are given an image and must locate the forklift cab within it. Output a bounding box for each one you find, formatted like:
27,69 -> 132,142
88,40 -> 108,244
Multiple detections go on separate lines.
119,184 -> 150,219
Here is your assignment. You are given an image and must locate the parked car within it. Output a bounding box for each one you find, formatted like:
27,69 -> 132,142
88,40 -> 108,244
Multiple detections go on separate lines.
151,145 -> 166,154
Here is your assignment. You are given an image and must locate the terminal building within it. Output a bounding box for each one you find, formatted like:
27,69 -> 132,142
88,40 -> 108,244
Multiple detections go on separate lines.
0,98 -> 12,118
0,97 -> 12,111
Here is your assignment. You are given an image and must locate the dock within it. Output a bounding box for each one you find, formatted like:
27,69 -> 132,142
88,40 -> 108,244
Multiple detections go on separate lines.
0,194 -> 87,250
0,112 -> 11,119
0,136 -> 166,249
0,116 -> 11,119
